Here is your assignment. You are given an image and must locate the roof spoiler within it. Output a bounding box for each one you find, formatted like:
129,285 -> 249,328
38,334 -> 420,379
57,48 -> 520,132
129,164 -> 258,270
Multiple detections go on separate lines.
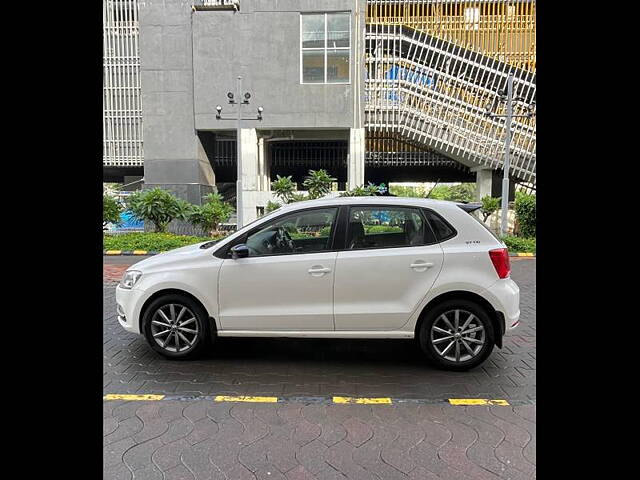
457,202 -> 482,213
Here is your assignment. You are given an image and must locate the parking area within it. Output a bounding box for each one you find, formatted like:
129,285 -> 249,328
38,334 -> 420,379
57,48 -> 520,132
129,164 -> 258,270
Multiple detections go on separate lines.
104,258 -> 535,479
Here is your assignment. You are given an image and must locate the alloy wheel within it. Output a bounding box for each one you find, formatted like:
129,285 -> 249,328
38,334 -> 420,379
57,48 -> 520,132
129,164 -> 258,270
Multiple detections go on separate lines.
150,303 -> 199,353
430,309 -> 486,363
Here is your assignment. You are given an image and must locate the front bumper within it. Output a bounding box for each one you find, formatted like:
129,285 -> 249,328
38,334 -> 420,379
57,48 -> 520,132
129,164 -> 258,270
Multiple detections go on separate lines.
115,285 -> 146,334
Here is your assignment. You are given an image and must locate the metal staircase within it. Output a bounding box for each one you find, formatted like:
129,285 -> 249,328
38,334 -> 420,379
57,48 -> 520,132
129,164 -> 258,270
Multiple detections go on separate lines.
364,22 -> 536,186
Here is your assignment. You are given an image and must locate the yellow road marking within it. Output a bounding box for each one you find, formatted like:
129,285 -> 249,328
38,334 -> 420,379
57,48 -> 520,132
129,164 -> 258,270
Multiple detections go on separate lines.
214,395 -> 278,403
103,394 -> 165,401
516,252 -> 534,257
105,250 -> 122,255
448,399 -> 510,406
333,396 -> 392,405
132,250 -> 148,255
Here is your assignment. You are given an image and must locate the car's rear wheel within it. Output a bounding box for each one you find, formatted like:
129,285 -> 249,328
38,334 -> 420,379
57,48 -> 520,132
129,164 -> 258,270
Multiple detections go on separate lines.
418,299 -> 495,371
142,294 -> 211,359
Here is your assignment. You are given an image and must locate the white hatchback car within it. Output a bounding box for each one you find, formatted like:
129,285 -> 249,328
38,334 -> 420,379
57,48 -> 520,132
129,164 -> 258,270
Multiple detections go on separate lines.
116,196 -> 519,370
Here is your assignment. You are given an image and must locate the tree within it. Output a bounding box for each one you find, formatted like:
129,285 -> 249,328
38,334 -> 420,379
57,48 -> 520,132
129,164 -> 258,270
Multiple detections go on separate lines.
103,194 -> 122,229
187,193 -> 234,236
480,196 -> 501,222
271,175 -> 297,203
265,200 -> 281,213
126,188 -> 191,233
303,169 -> 336,199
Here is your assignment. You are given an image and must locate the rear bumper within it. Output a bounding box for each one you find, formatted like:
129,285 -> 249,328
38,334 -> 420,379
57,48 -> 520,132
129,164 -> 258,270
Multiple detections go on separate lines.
482,277 -> 520,346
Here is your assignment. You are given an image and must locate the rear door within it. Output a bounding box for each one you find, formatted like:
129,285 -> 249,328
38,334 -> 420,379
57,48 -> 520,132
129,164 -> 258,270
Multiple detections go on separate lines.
333,205 -> 444,331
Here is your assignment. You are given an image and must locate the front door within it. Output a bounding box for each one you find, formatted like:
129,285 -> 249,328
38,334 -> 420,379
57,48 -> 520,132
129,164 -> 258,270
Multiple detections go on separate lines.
333,205 -> 444,330
218,207 -> 339,331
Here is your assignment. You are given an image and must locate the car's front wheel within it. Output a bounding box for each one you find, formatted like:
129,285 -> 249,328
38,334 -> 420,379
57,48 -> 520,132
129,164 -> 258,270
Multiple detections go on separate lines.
418,299 -> 495,371
142,294 -> 211,359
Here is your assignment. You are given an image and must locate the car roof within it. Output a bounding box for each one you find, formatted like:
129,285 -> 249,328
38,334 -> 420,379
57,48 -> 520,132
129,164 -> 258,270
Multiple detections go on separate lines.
276,196 -> 460,213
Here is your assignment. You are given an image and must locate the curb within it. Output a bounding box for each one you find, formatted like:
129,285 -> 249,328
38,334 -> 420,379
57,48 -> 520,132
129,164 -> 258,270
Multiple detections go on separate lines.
104,250 -> 159,256
103,393 -> 533,406
509,252 -> 535,257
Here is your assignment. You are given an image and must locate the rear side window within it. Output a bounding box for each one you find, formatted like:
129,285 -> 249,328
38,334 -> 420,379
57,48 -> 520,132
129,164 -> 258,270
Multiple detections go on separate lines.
347,206 -> 436,250
423,209 -> 456,242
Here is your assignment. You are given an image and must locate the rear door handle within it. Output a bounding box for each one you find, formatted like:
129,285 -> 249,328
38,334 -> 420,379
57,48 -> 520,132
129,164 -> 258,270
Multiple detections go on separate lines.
308,266 -> 331,276
410,262 -> 434,270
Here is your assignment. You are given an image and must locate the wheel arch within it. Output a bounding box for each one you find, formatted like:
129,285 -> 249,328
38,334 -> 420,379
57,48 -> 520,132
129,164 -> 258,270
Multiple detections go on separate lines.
139,288 -> 218,341
414,290 -> 505,348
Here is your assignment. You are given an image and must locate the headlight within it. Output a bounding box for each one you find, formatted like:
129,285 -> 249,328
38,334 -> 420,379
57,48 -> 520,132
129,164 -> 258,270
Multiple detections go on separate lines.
119,270 -> 142,289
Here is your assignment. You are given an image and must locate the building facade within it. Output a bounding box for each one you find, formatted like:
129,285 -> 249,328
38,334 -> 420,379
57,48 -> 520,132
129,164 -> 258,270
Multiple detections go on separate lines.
103,0 -> 536,224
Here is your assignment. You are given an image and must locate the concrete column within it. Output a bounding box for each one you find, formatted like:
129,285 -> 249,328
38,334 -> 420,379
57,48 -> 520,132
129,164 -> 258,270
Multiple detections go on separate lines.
473,167 -> 493,201
239,128 -> 260,224
348,128 -> 365,190
138,0 -> 215,207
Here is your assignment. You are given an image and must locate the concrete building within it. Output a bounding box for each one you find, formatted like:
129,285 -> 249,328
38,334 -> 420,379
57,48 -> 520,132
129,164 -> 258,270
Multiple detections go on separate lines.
103,0 -> 536,225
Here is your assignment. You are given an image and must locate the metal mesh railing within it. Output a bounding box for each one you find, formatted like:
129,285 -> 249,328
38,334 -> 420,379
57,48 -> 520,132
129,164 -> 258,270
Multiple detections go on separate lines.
365,22 -> 535,184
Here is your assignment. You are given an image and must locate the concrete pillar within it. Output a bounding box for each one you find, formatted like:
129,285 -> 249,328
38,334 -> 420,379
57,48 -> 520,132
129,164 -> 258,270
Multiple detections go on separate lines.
138,0 -> 215,207
473,167 -> 493,201
239,128 -> 260,224
348,128 -> 365,190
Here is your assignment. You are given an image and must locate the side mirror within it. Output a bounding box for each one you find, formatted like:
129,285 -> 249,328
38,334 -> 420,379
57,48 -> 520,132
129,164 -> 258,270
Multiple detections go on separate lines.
230,243 -> 249,259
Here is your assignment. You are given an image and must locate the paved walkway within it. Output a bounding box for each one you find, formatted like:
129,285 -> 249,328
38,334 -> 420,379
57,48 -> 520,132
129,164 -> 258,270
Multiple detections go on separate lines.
104,259 -> 536,479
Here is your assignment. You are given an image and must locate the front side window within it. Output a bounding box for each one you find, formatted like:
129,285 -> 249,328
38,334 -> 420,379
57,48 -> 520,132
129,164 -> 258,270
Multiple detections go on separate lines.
301,12 -> 350,84
245,208 -> 338,256
347,207 -> 436,250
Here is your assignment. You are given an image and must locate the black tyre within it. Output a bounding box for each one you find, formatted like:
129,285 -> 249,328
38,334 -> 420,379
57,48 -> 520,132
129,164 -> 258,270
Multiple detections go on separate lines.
142,294 -> 211,360
418,299 -> 495,371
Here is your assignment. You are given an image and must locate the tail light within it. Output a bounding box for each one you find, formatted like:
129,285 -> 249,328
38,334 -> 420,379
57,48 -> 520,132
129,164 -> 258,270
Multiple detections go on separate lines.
489,248 -> 511,279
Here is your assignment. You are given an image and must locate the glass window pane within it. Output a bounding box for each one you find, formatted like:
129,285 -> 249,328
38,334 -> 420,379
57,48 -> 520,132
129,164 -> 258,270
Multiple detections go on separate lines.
347,207 -> 429,249
302,50 -> 325,83
327,50 -> 349,83
245,208 -> 337,256
302,14 -> 325,48
327,13 -> 350,48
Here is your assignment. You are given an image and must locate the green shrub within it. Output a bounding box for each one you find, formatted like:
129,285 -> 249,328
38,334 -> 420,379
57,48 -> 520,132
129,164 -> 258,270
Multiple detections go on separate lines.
480,195 -> 501,221
501,235 -> 536,253
303,169 -> 336,199
103,232 -> 218,252
515,191 -> 536,238
266,200 -> 281,213
271,175 -> 297,203
340,183 -> 382,197
187,193 -> 234,236
126,188 -> 191,233
426,183 -> 475,202
103,194 -> 122,228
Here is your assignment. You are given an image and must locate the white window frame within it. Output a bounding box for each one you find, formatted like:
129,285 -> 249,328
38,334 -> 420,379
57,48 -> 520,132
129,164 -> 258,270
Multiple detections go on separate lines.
300,12 -> 351,85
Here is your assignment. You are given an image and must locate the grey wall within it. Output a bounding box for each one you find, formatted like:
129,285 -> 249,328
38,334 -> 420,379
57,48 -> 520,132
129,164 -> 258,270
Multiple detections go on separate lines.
192,0 -> 366,131
139,0 -> 215,204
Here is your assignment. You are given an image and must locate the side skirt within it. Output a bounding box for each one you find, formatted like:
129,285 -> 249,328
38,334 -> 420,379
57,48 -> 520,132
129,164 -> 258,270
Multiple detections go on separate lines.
216,330 -> 415,339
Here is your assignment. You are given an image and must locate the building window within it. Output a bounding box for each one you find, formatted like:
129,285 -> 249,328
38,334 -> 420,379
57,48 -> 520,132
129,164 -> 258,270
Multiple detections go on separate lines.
301,12 -> 350,84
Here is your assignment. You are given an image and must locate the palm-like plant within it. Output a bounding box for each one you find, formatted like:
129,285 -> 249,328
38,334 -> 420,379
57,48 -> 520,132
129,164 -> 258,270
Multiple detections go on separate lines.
188,193 -> 234,236
303,169 -> 336,200
271,175 -> 296,203
126,188 -> 190,233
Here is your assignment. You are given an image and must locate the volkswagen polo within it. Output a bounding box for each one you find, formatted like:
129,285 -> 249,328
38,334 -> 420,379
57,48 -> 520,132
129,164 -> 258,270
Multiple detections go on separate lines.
115,196 -> 519,370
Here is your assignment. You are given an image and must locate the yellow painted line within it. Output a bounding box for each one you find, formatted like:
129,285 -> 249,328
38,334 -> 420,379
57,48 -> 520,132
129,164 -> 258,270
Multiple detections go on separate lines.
132,250 -> 148,255
105,250 -> 122,255
333,396 -> 392,405
448,399 -> 510,406
103,394 -> 165,401
214,395 -> 278,403
516,252 -> 534,257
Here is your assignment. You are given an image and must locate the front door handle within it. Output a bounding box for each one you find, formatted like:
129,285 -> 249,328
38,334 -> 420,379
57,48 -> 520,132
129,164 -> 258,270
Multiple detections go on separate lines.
308,266 -> 331,276
410,261 -> 434,271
